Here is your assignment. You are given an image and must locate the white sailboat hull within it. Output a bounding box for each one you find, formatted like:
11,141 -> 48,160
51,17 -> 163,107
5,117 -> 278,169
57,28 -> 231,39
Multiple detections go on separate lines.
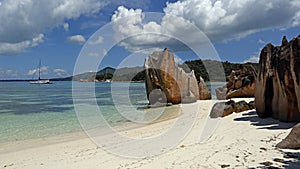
29,79 -> 52,84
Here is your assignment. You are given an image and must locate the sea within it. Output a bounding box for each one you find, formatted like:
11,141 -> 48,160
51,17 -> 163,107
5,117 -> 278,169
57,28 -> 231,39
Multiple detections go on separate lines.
0,81 -> 223,144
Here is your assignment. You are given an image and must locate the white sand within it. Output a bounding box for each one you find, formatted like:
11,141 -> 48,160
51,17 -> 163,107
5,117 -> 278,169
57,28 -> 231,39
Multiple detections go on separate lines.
1,98 -> 299,169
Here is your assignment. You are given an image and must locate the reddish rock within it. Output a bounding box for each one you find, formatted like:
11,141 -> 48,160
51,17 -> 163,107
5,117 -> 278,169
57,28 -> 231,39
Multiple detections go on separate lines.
255,35 -> 300,122
276,123 -> 300,149
145,49 -> 201,104
210,100 -> 254,118
235,100 -> 250,113
199,76 -> 211,100
216,66 -> 257,100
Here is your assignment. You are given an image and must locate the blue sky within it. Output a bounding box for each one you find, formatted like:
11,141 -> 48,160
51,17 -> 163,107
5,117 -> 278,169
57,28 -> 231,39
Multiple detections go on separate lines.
0,0 -> 299,79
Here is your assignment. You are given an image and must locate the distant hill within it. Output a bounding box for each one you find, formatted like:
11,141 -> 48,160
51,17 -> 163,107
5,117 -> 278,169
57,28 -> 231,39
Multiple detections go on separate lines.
50,60 -> 259,82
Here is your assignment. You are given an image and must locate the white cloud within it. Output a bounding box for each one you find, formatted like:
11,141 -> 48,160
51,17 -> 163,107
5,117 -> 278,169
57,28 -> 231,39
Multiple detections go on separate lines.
0,68 -> 19,78
53,69 -> 68,76
111,0 -> 300,52
27,66 -> 49,76
174,56 -> 184,64
63,23 -> 69,31
67,35 -> 86,44
89,35 -> 104,45
258,39 -> 266,44
0,34 -> 44,55
243,56 -> 259,63
0,0 -> 105,55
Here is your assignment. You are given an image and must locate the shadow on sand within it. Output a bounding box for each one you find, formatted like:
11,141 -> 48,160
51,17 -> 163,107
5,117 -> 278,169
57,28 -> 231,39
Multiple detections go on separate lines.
234,111 -> 296,130
234,111 -> 300,169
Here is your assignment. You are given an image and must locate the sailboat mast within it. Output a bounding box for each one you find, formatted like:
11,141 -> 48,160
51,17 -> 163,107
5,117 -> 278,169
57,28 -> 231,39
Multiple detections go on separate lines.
38,59 -> 41,80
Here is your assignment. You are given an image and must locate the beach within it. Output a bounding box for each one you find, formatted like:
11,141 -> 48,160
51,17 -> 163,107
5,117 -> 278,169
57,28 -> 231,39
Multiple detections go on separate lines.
1,98 -> 299,169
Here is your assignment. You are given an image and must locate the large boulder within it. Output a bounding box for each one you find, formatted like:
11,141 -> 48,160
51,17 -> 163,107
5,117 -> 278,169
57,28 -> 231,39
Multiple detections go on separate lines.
210,100 -> 255,118
199,76 -> 211,100
145,49 -> 202,104
255,35 -> 300,122
276,123 -> 300,149
216,65 -> 257,100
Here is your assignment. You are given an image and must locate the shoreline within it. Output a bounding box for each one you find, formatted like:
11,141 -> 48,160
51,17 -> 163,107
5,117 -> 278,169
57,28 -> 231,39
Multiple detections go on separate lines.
1,98 -> 299,168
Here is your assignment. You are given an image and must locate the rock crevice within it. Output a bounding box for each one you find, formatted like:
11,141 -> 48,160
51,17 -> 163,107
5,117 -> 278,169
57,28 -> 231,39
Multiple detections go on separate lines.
145,49 -> 211,104
255,35 -> 300,122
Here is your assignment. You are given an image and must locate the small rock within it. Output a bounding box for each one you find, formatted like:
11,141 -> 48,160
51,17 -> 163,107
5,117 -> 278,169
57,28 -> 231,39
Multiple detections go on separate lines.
248,101 -> 255,109
260,147 -> 267,151
235,100 -> 250,112
260,161 -> 273,166
273,158 -> 284,163
220,164 -> 230,168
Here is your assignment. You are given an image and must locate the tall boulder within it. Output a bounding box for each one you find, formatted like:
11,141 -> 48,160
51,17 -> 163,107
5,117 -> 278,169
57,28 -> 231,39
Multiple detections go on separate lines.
145,49 -> 205,104
199,76 -> 211,100
255,35 -> 300,122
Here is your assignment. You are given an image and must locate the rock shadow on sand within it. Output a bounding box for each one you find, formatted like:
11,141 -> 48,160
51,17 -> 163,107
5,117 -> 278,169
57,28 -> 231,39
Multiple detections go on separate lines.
234,111 -> 296,130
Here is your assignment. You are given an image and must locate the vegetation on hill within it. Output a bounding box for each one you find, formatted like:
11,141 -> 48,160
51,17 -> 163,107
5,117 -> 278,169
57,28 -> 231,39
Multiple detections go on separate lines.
182,60 -> 259,81
52,60 -> 259,82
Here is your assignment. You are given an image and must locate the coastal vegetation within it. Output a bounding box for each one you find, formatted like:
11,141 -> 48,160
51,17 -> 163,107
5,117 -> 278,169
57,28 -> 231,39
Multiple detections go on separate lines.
50,60 -> 259,82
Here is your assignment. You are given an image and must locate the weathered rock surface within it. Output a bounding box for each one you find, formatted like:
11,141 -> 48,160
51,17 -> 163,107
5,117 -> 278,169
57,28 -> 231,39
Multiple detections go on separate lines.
276,123 -> 300,149
216,66 -> 257,100
255,35 -> 300,122
199,76 -> 211,100
210,100 -> 255,118
145,49 -> 209,104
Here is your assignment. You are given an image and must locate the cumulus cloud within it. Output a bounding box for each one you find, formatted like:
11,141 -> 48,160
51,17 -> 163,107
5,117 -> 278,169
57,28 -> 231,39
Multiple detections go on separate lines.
0,0 -> 105,55
89,35 -> 104,45
67,35 -> 86,44
27,66 -> 49,76
258,39 -> 266,44
63,23 -> 70,31
0,69 -> 18,78
243,56 -> 259,63
111,0 -> 300,52
53,69 -> 68,76
0,34 -> 44,55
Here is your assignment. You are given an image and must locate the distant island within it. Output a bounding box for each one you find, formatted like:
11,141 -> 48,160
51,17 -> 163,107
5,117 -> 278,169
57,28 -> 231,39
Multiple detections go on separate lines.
0,60 -> 259,82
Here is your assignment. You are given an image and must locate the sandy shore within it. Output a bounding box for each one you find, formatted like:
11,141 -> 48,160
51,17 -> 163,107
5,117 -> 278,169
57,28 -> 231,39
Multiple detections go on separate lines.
1,98 -> 300,169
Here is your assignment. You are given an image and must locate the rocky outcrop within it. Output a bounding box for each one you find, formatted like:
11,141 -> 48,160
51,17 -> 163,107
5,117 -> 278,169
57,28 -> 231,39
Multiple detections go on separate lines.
145,49 -> 208,104
276,123 -> 300,149
255,35 -> 300,122
216,66 -> 257,99
210,100 -> 255,118
199,76 -> 211,100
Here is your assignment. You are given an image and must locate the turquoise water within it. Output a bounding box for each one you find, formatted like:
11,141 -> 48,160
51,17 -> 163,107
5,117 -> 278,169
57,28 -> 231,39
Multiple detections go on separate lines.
0,81 -> 223,144
0,82 -> 148,144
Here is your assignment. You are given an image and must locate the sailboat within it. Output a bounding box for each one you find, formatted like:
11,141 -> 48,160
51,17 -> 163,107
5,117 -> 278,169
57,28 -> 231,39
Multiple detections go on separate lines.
29,60 -> 52,84
103,68 -> 111,83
